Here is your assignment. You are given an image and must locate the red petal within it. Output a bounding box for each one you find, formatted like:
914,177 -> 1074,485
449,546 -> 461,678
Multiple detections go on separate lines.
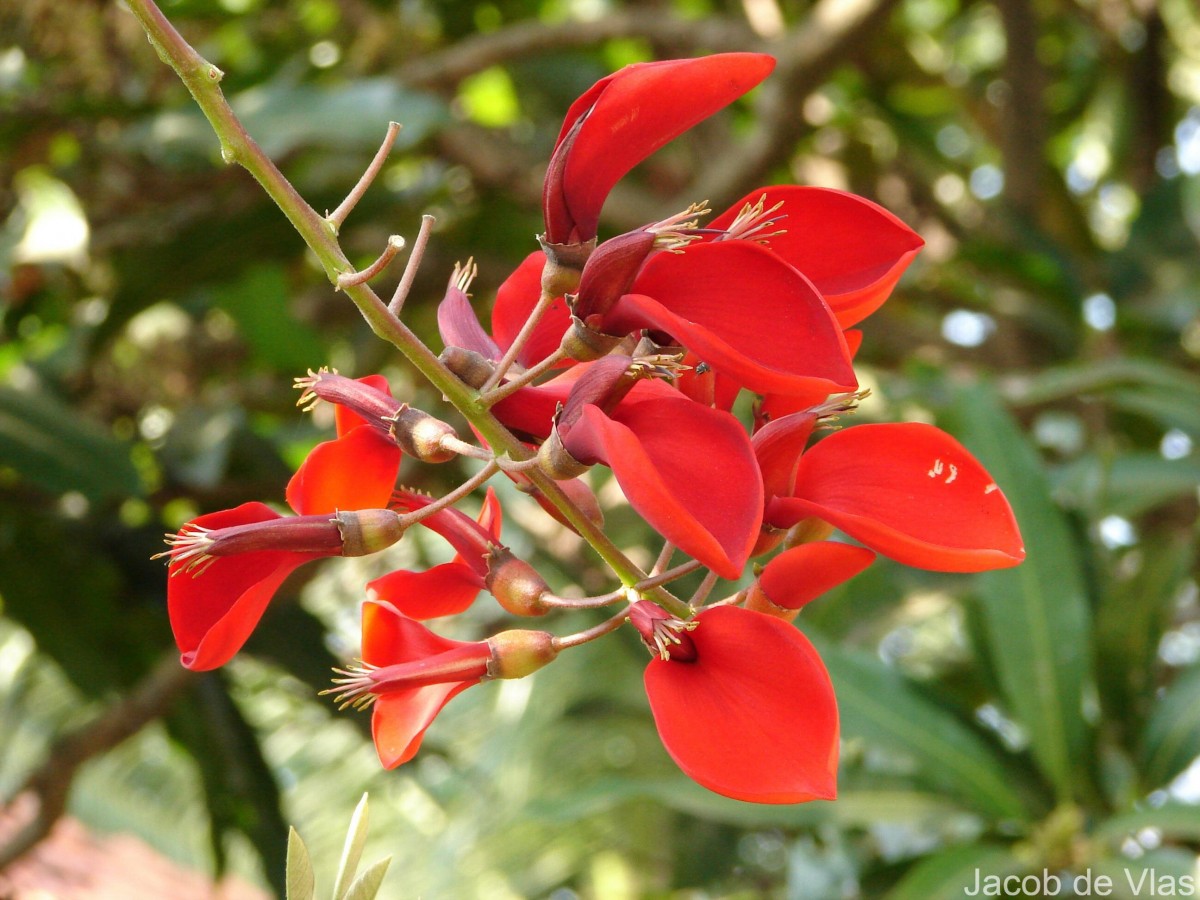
757,542 -> 875,609
367,563 -> 484,619
609,242 -> 856,396
546,54 -> 776,242
774,423 -> 1025,572
490,251 -> 573,368
711,186 -> 924,328
167,503 -> 321,671
361,601 -> 483,767
286,424 -> 400,515
562,398 -> 761,578
334,375 -> 393,437
753,410 -> 818,502
644,606 -> 839,803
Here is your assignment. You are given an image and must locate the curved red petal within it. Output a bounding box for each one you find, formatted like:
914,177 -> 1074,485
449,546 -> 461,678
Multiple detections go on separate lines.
711,186 -> 924,328
562,398 -> 761,578
753,410 -> 818,502
286,424 -> 400,516
758,542 -> 875,609
610,242 -> 856,396
490,251 -> 573,368
167,502 -> 319,671
371,681 -> 475,768
644,606 -> 839,803
362,599 -> 481,664
367,562 -> 484,620
779,423 -> 1025,572
334,374 -> 393,437
547,54 -> 776,241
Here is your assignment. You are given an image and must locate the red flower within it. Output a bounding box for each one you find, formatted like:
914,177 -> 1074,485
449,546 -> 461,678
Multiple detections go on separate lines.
708,186 -> 925,329
543,53 -> 776,246
164,379 -> 403,671
338,600 -> 556,769
636,604 -> 839,803
766,422 -> 1025,572
367,489 -> 502,620
550,357 -> 763,578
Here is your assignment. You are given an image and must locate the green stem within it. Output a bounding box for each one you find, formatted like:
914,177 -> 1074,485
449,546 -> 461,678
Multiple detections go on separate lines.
124,0 -> 692,620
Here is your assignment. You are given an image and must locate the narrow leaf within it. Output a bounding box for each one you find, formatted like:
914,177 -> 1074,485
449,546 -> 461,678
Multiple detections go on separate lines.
887,845 -> 1027,900
331,793 -> 370,900
945,381 -> 1094,804
1139,664 -> 1200,791
342,857 -> 393,900
286,828 -> 316,900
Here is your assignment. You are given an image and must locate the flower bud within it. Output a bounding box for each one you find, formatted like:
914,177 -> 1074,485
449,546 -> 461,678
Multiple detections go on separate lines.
486,629 -> 558,679
485,548 -> 551,616
389,406 -> 458,463
538,235 -> 597,298
335,509 -> 407,557
440,346 -> 496,389
572,230 -> 655,321
559,315 -> 623,362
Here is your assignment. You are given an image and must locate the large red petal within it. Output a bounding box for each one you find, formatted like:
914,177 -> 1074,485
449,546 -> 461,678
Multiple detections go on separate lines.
361,601 -> 484,767
167,503 -> 321,671
757,542 -> 875,610
490,251 -> 573,368
644,606 -> 839,803
609,242 -> 856,396
367,562 -> 484,620
711,186 -> 924,327
286,424 -> 400,515
562,398 -> 761,578
546,54 -> 776,242
773,423 -> 1025,572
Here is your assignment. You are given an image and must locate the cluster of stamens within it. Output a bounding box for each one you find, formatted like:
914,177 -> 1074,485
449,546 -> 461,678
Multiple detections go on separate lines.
720,194 -> 787,244
294,366 -> 338,412
644,616 -> 699,661
320,661 -> 381,711
811,387 -> 872,427
647,202 -> 712,252
153,525 -> 217,575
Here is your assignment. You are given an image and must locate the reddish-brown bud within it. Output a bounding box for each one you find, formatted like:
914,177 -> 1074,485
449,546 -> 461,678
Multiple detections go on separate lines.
389,406 -> 457,463
485,548 -> 551,616
538,235 -> 597,298
336,509 -> 407,557
536,425 -> 591,480
440,346 -> 496,389
559,316 -> 623,362
486,629 -> 559,679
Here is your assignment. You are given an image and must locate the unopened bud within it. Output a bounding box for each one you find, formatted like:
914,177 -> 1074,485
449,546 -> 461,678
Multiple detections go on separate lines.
572,230 -> 655,321
485,548 -> 551,616
486,629 -> 558,679
336,509 -> 407,557
440,346 -> 496,389
389,406 -> 458,463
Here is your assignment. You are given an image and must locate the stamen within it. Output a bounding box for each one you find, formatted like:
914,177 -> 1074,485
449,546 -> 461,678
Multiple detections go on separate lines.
153,525 -> 217,575
720,193 -> 787,244
649,617 -> 699,661
319,661 -> 381,711
293,366 -> 338,411
647,202 -> 712,252
810,388 -> 871,427
452,257 -> 477,295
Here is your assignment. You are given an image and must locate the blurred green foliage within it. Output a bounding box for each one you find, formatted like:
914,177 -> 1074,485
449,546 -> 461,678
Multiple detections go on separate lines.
1,0 -> 1199,897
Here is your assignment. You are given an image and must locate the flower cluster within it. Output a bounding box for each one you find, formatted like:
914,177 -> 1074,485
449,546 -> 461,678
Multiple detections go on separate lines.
159,53 -> 1024,804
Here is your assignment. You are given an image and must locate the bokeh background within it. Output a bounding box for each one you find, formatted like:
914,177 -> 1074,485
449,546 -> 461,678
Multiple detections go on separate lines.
2,0 -> 1199,896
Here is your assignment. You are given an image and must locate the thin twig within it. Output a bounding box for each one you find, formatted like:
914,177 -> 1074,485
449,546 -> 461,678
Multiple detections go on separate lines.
336,235 -> 406,289
327,121 -> 402,231
479,291 -> 559,392
388,213 -> 436,316
478,347 -> 568,405
397,461 -> 500,529
552,608 -> 630,651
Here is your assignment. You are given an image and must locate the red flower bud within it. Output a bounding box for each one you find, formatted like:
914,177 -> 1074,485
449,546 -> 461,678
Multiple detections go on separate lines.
485,547 -> 551,616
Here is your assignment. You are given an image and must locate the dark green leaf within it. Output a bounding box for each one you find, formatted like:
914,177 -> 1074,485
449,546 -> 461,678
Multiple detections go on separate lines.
1140,663 -> 1200,791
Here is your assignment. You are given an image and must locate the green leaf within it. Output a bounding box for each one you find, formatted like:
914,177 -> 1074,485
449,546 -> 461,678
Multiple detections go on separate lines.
286,828 -> 316,900
1139,663 -> 1200,790
331,793 -> 370,900
208,265 -> 326,372
0,386 -> 143,501
1095,538 -> 1194,742
342,857 -> 392,900
1003,357 -> 1200,408
886,844 -> 1026,900
945,381 -> 1095,804
815,638 -> 1031,821
1094,802 -> 1200,845
1053,453 -> 1200,518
